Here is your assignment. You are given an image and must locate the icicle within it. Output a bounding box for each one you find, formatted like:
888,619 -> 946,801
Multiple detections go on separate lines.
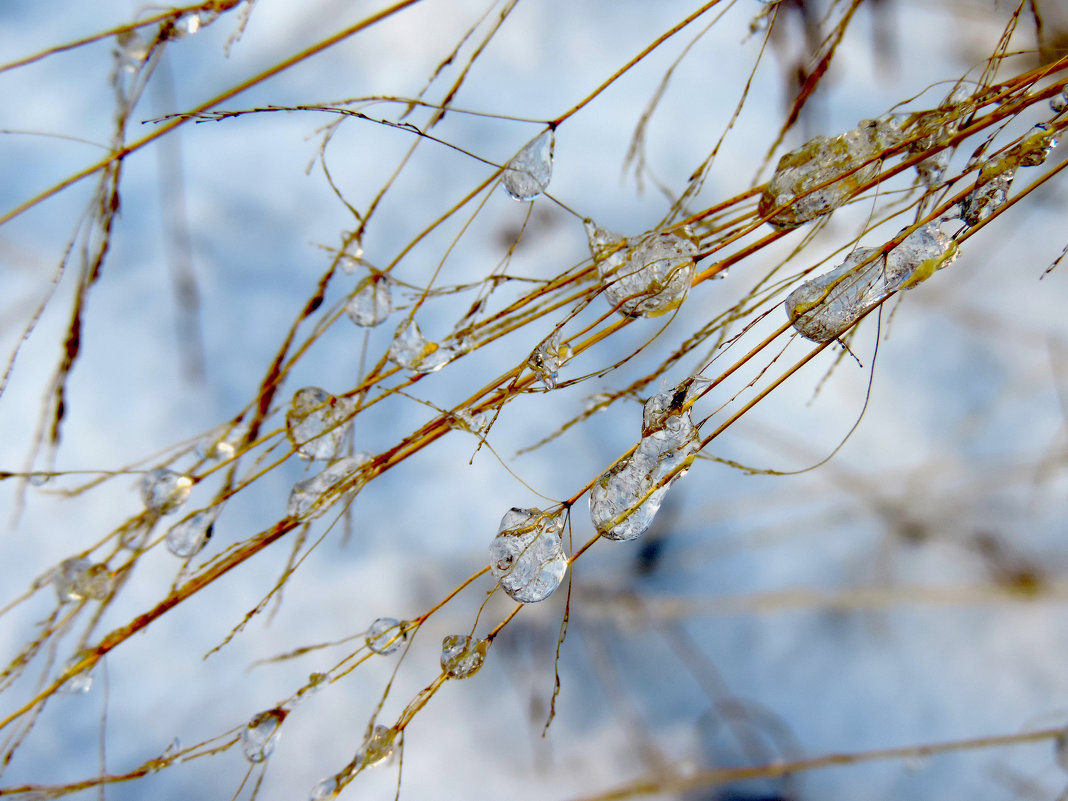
440,634 -> 489,679
286,454 -> 371,520
527,331 -> 573,390
365,617 -> 407,655
387,320 -> 454,373
141,468 -> 193,515
592,224 -> 700,318
240,708 -> 287,763
286,387 -> 355,461
165,507 -> 219,558
502,129 -> 554,201
345,276 -> 392,327
589,386 -> 699,541
488,507 -> 568,603
784,223 -> 958,342
760,118 -> 903,228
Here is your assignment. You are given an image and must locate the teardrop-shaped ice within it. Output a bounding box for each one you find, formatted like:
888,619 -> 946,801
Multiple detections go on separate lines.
240,708 -> 286,763
165,507 -> 219,558
286,387 -> 356,461
488,507 -> 568,603
365,617 -> 407,655
527,331 -> 573,390
286,454 -> 372,520
387,320 -> 454,373
590,387 -> 699,541
760,118 -> 903,228
358,725 -> 397,768
310,775 -> 342,801
595,226 -> 699,318
141,468 -> 193,515
440,634 -> 489,679
345,277 -> 392,327
502,129 -> 554,201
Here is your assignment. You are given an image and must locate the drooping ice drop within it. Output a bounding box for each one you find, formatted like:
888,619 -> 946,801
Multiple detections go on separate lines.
286,387 -> 355,461
365,617 -> 407,655
165,507 -> 219,558
784,223 -> 958,342
488,507 -> 568,603
760,118 -> 903,228
240,708 -> 287,763
589,386 -> 699,541
345,276 -> 392,327
286,454 -> 371,520
141,468 -> 193,515
387,320 -> 453,373
527,331 -> 573,390
357,725 -> 397,768
502,129 -> 554,201
591,222 -> 700,318
440,634 -> 489,679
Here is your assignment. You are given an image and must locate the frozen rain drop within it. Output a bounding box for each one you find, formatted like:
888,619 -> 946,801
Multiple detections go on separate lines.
527,331 -> 572,390
387,320 -> 453,373
286,454 -> 371,520
196,422 -> 248,461
165,507 -> 219,558
440,634 -> 489,679
114,29 -> 149,72
286,387 -> 355,461
1051,92 -> 1068,114
141,468 -> 193,515
58,655 -> 94,695
449,408 -> 489,436
26,472 -> 51,487
357,724 -> 397,768
760,118 -> 903,228
784,222 -> 958,342
488,507 -> 568,603
502,129 -> 554,201
310,776 -> 342,801
338,245 -> 365,274
593,224 -> 700,318
53,557 -> 112,603
590,386 -> 699,541
240,708 -> 286,763
960,168 -> 1013,227
365,617 -> 407,655
345,276 -> 392,327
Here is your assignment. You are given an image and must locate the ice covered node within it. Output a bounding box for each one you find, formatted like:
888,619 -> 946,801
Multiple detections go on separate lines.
286,454 -> 370,520
53,557 -> 112,603
366,617 -> 407,655
440,634 -> 489,679
489,507 -> 568,603
286,387 -> 355,461
387,320 -> 453,373
528,331 -> 572,390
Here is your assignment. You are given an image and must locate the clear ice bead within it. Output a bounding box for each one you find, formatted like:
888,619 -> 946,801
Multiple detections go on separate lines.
240,708 -> 286,763
449,408 -> 489,436
345,276 -> 392,327
760,118 -> 902,228
53,557 -> 112,603
196,422 -> 248,461
502,129 -> 554,201
286,454 -> 371,520
26,472 -> 51,487
165,507 -> 219,558
58,654 -> 94,695
365,617 -> 407,655
593,224 -> 700,318
387,320 -> 453,373
141,468 -> 193,515
358,724 -> 397,768
114,29 -> 149,72
590,387 -> 699,541
488,507 -> 568,603
310,775 -> 342,801
527,331 -> 572,390
286,387 -> 355,461
440,634 -> 489,679
1051,92 -> 1068,114
338,245 -> 365,274
784,223 -> 958,342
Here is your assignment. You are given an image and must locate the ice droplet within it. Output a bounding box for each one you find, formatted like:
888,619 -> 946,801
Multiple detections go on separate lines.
310,775 -> 342,801
286,454 -> 371,520
1017,122 -> 1058,167
345,276 -> 393,327
593,225 -> 700,318
590,386 -> 699,541
141,468 -> 193,515
357,725 -> 397,768
171,8 -> 219,38
760,118 -> 903,228
58,654 -> 94,695
338,245 -> 365,275
488,507 -> 568,603
53,557 -> 112,603
163,737 -> 182,763
26,472 -> 51,487
387,320 -> 454,373
502,129 -> 554,201
196,422 -> 248,461
114,29 -> 149,72
240,708 -> 286,763
286,388 -> 356,461
440,634 -> 489,679
1051,92 -> 1068,114
365,617 -> 407,655
165,507 -> 219,558
960,168 -> 1014,226
527,331 -> 573,390
449,408 -> 489,436
784,223 -> 958,342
